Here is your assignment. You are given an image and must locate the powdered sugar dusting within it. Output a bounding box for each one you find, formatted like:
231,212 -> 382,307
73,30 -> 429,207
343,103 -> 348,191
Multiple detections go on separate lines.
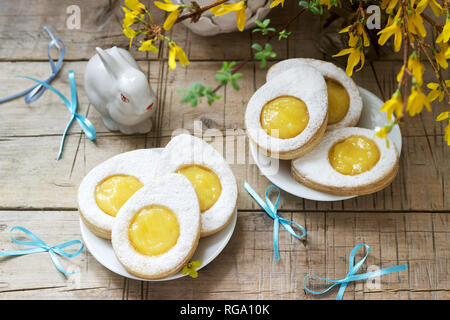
77,149 -> 160,236
111,173 -> 200,278
154,134 -> 238,236
292,127 -> 398,188
245,65 -> 328,153
267,58 -> 363,130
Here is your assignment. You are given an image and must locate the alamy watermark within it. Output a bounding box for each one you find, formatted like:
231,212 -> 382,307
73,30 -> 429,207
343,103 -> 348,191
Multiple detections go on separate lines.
66,5 -> 81,30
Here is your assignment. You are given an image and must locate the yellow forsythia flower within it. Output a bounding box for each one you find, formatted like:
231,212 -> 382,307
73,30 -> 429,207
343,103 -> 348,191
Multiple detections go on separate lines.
436,18 -> 450,44
407,11 -> 427,38
396,52 -> 425,85
434,43 -> 449,69
406,87 -> 431,116
416,0 -> 443,16
154,0 -> 182,30
378,21 -> 402,52
168,42 -> 189,70
427,80 -> 450,102
270,0 -> 285,8
181,261 -> 202,278
332,47 -> 364,76
211,1 -> 247,32
380,90 -> 403,122
123,25 -> 137,47
396,65 -> 405,82
408,53 -> 425,86
356,24 -> 370,47
380,0 -> 399,14
125,0 -> 146,12
122,7 -> 141,27
340,24 -> 370,48
427,83 -> 445,102
374,124 -> 393,148
436,111 -> 449,121
436,112 -> 450,145
138,40 -> 158,53
320,0 -> 341,9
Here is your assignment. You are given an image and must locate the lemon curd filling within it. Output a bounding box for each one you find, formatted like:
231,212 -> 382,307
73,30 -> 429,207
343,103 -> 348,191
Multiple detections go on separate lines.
329,136 -> 381,175
176,165 -> 222,213
325,79 -> 350,125
95,175 -> 143,217
260,96 -> 310,139
129,205 -> 180,256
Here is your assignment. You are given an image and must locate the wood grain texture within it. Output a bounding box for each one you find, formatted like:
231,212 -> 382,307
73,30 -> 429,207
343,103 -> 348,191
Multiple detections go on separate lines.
0,0 -> 448,300
0,211 -> 448,299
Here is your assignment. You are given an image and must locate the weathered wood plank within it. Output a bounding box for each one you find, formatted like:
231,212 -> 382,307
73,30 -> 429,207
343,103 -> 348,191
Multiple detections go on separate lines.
0,210 -> 131,299
0,0 -> 162,61
0,60 -> 162,137
0,210 -> 447,300
0,134 -> 146,209
0,129 -> 447,212
143,211 -> 449,299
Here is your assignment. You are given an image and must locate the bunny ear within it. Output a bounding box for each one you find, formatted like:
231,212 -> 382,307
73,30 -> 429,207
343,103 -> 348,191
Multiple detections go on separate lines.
96,47 -> 122,79
116,48 -> 138,69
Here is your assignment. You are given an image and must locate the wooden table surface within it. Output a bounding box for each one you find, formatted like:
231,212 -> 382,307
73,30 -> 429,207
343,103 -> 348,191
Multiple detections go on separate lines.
0,0 -> 448,300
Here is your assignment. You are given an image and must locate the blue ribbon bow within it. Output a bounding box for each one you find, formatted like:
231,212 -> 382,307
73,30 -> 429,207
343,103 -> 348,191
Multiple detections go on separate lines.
0,26 -> 96,160
0,26 -> 65,104
244,181 -> 306,261
17,70 -> 97,160
0,226 -> 84,275
303,243 -> 408,300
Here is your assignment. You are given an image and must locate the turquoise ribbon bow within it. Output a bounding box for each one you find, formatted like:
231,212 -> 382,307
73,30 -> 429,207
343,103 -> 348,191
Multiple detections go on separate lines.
17,70 -> 97,160
0,26 -> 65,104
244,181 -> 306,261
303,243 -> 408,300
0,226 -> 84,275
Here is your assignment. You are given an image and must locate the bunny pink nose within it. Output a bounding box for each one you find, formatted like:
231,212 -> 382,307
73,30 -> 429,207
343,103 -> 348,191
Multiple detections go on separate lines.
146,102 -> 154,110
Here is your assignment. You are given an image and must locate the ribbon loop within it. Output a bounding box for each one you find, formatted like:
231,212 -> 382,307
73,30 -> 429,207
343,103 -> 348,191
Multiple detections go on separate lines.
303,244 -> 408,300
0,26 -> 95,160
244,181 -> 306,261
17,70 -> 97,160
0,26 -> 65,104
0,226 -> 84,275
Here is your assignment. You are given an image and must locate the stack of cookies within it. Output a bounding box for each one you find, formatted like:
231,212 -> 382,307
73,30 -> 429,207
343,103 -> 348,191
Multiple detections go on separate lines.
78,134 -> 238,279
245,58 -> 399,196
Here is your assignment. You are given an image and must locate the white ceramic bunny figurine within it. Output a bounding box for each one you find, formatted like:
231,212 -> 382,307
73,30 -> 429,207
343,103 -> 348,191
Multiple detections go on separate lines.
84,46 -> 156,134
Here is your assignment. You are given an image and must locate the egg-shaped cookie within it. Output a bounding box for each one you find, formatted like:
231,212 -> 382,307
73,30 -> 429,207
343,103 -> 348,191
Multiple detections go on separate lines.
155,134 -> 237,237
111,173 -> 201,280
267,58 -> 363,131
77,149 -> 160,239
291,127 -> 399,196
245,65 -> 328,160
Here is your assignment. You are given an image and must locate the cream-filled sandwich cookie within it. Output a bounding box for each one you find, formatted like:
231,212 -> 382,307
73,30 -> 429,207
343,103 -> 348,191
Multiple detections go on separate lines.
77,149 -> 160,239
291,127 -> 399,196
267,58 -> 363,131
155,134 -> 237,237
111,173 -> 201,280
245,65 -> 328,160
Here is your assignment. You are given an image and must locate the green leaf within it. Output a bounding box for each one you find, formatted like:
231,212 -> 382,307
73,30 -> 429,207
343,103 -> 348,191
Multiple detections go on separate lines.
251,43 -> 263,51
252,19 -> 274,36
230,79 -> 240,91
232,73 -> 243,80
215,61 -> 242,92
298,1 -> 309,7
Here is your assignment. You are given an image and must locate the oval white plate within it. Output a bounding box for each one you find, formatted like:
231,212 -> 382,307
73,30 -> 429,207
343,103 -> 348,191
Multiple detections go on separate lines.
80,148 -> 238,281
249,87 -> 402,201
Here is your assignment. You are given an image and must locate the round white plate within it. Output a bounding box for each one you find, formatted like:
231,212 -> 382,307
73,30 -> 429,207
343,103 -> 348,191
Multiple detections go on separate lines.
79,148 -> 238,281
249,87 -> 402,201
